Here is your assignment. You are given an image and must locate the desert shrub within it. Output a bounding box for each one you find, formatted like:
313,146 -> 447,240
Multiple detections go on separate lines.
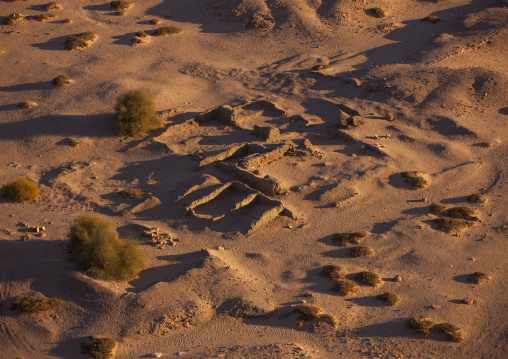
439,323 -> 463,342
68,137 -> 80,147
445,206 -> 476,219
376,291 -> 400,306
113,89 -> 162,136
33,13 -> 56,22
331,279 -> 358,296
51,74 -> 72,87
312,64 -> 331,71
370,8 -> 386,18
135,30 -> 149,38
43,2 -> 61,11
149,18 -> 160,25
81,336 -> 117,359
111,1 -> 132,11
467,193 -> 487,204
350,246 -> 373,258
467,272 -> 491,284
422,16 -> 441,24
293,305 -> 337,328
406,314 -> 434,337
429,203 -> 449,214
64,18 -> 72,23
69,215 -> 144,281
1,178 -> 39,202
12,295 -> 64,314
331,231 -> 369,245
119,188 -> 145,198
152,26 -> 183,36
64,31 -> 97,50
4,13 -> 23,25
354,271 -> 382,287
293,305 -> 321,321
318,265 -> 345,280
433,217 -> 468,232
401,171 -> 428,189
319,313 -> 338,328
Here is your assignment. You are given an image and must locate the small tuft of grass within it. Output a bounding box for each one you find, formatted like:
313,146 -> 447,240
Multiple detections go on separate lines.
33,13 -> 57,22
406,314 -> 434,338
318,265 -> 345,280
331,279 -> 358,296
422,16 -> 441,24
68,137 -> 80,147
114,89 -> 162,136
401,171 -> 429,189
1,178 -> 39,202
445,206 -> 476,219
312,64 -> 331,71
135,30 -> 149,38
64,31 -> 97,50
429,203 -> 449,215
51,74 -> 72,87
149,18 -> 161,25
64,18 -> 72,24
119,188 -> 146,199
69,215 -> 144,281
481,141 -> 493,148
439,323 -> 463,342
81,336 -> 117,359
350,246 -> 373,258
433,217 -> 468,232
467,193 -> 487,204
4,13 -> 23,25
370,8 -> 386,18
467,272 -> 491,284
152,26 -> 183,36
354,271 -> 382,287
376,291 -> 400,306
43,2 -> 61,11
331,231 -> 369,246
12,295 -> 64,314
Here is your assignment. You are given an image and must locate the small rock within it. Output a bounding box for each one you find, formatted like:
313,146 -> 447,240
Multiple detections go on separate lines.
431,305 -> 441,310
343,78 -> 362,87
385,112 -> 395,121
152,353 -> 163,358
394,275 -> 402,283
18,101 -> 37,109
422,198 -> 428,203
462,297 -> 474,305
217,246 -> 225,251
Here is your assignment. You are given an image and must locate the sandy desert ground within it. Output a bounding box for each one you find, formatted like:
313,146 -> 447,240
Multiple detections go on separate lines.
1,0 -> 508,358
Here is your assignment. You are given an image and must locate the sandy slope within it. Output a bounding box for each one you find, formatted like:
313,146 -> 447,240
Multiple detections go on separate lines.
1,0 -> 507,358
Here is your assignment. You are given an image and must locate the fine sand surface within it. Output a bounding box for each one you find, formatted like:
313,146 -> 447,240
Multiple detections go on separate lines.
1,0 -> 508,358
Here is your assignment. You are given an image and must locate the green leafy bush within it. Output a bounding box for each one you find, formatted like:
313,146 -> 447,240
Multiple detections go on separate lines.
69,215 -> 144,281
1,178 -> 39,202
12,295 -> 64,314
113,89 -> 162,136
